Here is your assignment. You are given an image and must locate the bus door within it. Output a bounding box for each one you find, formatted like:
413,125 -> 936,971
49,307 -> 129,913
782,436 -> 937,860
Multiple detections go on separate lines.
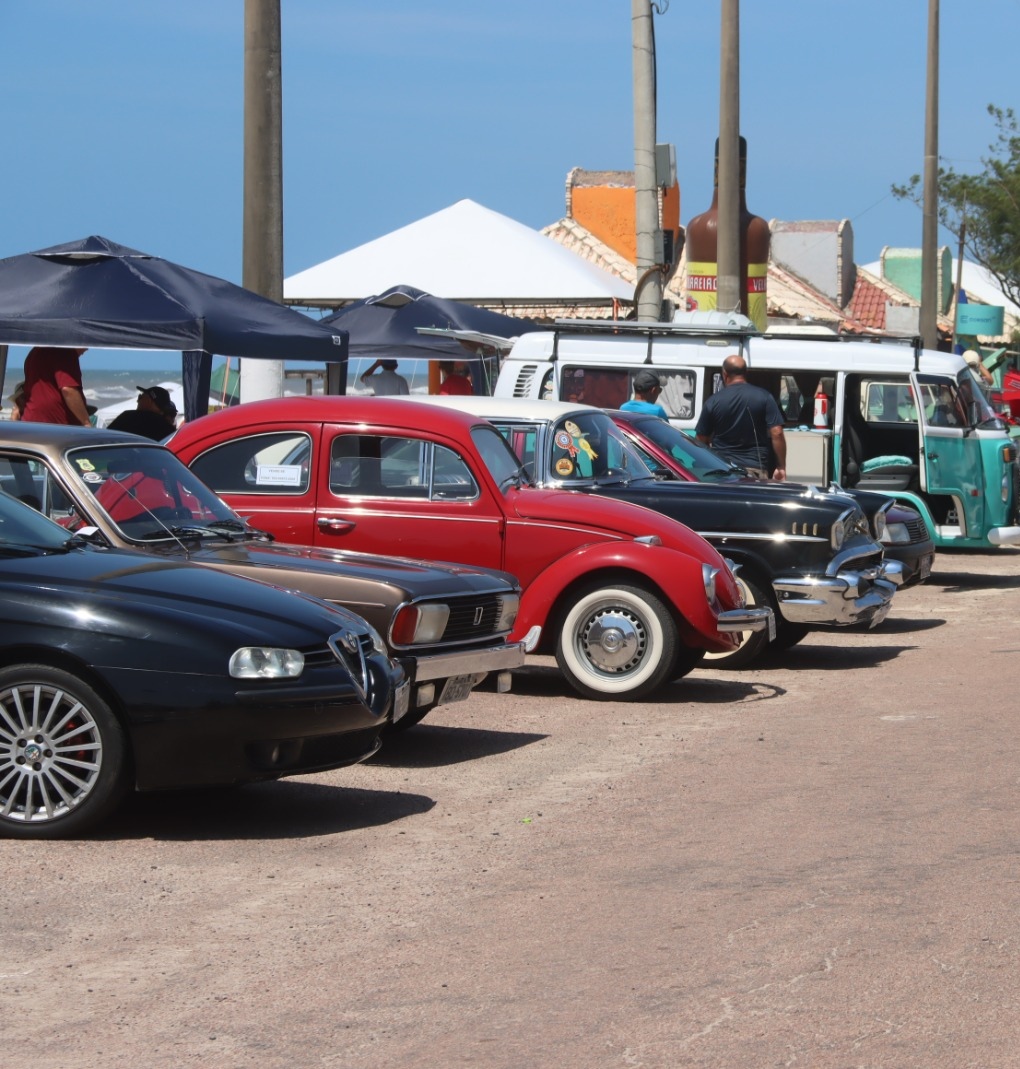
912,372 -> 982,534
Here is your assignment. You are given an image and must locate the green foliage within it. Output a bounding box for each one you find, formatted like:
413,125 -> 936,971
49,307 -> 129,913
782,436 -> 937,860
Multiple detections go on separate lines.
892,105 -> 1020,315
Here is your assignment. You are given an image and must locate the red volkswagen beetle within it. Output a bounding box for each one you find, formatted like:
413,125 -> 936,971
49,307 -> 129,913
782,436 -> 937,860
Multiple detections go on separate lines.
167,397 -> 772,700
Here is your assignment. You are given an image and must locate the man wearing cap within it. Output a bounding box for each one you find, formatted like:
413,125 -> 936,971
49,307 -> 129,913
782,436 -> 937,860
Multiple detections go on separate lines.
20,346 -> 91,426
621,370 -> 669,419
108,385 -> 178,441
695,354 -> 786,480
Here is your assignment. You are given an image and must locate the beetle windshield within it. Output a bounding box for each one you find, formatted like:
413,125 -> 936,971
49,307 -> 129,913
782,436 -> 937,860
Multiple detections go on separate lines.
64,444 -> 248,542
470,425 -> 528,493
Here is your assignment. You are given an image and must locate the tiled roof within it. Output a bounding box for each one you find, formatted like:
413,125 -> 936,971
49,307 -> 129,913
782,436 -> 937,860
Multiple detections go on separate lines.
544,216 -> 868,328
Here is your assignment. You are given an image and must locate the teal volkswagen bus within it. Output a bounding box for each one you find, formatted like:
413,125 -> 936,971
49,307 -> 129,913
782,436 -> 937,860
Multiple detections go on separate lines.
494,313 -> 1020,550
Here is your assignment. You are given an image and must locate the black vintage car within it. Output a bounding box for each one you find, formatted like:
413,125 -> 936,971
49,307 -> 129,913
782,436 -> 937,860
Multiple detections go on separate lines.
610,408 -> 936,588
403,396 -> 904,668
0,422 -> 523,728
0,491 -> 405,838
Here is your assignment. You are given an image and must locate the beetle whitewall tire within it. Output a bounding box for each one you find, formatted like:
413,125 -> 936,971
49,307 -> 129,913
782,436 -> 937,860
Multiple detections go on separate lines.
555,583 -> 680,700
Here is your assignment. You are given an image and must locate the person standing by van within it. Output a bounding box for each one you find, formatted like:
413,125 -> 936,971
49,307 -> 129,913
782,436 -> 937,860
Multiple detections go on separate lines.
621,370 -> 669,418
695,354 -> 787,480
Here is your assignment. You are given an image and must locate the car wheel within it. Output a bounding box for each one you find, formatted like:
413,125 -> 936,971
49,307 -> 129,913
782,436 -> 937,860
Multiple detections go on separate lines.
555,583 -> 679,700
0,666 -> 129,839
384,703 -> 434,734
769,621 -> 810,652
702,572 -> 774,670
671,645 -> 706,679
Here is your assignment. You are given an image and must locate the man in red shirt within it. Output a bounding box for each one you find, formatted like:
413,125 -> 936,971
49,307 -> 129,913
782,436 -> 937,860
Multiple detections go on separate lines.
438,361 -> 473,396
20,347 -> 91,426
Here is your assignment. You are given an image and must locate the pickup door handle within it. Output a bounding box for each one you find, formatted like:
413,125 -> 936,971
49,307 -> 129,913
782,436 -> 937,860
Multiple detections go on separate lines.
316,517 -> 355,534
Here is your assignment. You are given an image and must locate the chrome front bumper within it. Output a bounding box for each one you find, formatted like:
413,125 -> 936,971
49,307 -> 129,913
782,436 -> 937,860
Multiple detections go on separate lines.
716,606 -> 775,635
403,641 -> 526,683
773,560 -> 904,628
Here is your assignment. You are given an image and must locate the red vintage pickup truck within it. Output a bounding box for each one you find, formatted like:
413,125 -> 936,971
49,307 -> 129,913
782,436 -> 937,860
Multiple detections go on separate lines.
168,396 -> 772,701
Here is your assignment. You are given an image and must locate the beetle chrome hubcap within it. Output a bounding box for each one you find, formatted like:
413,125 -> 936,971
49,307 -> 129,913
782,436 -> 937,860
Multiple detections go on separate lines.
581,610 -> 644,672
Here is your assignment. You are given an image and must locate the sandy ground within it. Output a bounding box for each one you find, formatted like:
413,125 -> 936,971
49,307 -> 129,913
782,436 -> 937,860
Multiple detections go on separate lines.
3,547 -> 1020,1068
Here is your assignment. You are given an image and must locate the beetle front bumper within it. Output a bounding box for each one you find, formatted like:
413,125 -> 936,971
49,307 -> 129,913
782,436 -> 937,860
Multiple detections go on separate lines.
772,559 -> 904,628
715,606 -> 775,635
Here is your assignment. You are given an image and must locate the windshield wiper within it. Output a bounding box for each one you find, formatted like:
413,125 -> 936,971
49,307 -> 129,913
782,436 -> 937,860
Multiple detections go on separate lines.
206,519 -> 249,532
0,542 -> 60,557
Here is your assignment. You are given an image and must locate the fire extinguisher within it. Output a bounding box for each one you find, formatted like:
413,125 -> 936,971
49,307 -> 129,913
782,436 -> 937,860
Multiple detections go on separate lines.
813,382 -> 830,429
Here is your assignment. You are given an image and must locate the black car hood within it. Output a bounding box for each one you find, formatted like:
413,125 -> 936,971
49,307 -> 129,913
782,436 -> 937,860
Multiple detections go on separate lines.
0,544 -> 356,648
579,477 -> 864,537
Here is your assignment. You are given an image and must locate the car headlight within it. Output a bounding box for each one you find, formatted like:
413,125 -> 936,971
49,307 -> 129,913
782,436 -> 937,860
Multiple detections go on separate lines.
230,647 -> 305,679
883,522 -> 911,545
391,603 -> 451,645
830,520 -> 845,551
496,593 -> 520,632
872,509 -> 889,543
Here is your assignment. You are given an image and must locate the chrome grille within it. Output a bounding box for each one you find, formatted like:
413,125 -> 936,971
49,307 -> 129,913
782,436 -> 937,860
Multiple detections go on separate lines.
440,594 -> 505,642
326,628 -> 369,700
904,516 -> 930,543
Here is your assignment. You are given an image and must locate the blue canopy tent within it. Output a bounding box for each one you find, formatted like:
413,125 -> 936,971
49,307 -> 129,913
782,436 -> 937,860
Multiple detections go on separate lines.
0,236 -> 348,420
319,283 -> 540,394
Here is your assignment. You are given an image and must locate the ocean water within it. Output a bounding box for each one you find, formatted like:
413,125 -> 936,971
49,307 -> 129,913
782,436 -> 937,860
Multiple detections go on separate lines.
2,357 -> 440,420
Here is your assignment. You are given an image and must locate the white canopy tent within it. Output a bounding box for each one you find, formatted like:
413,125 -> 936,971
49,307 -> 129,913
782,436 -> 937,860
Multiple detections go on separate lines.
284,199 -> 635,310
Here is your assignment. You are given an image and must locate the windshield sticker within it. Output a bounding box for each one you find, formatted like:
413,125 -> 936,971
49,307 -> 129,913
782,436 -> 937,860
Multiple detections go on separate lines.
75,458 -> 96,472
554,457 -> 575,476
564,420 -> 598,462
256,464 -> 304,487
82,472 -> 102,483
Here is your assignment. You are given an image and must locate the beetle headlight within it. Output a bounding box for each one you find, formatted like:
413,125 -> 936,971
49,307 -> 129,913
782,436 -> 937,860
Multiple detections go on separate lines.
230,647 -> 305,679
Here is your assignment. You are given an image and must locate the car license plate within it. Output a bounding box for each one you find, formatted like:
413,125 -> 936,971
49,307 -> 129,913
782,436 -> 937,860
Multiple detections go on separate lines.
437,674 -> 478,706
919,553 -> 934,580
392,679 -> 411,724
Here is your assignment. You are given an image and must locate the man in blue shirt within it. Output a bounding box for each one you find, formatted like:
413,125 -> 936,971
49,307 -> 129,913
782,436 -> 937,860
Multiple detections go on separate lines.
620,370 -> 669,419
695,354 -> 787,480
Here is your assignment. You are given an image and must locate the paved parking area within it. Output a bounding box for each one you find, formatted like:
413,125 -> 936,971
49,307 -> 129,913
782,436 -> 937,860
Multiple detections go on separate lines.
3,548 -> 1019,1068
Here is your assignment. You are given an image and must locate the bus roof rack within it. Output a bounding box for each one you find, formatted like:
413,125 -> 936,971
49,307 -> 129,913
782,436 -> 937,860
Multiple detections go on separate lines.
551,310 -> 759,336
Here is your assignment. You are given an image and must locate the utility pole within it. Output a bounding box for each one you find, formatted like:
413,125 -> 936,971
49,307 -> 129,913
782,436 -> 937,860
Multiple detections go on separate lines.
632,0 -> 661,321
240,0 -> 284,401
716,0 -> 741,316
920,0 -> 940,349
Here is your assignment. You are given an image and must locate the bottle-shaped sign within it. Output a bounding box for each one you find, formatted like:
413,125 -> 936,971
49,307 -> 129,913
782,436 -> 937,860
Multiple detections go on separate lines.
813,380 -> 830,428
684,137 -> 770,329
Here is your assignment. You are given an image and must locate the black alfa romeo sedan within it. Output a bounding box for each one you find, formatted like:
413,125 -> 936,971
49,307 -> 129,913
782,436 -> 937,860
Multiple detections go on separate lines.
0,491 -> 404,838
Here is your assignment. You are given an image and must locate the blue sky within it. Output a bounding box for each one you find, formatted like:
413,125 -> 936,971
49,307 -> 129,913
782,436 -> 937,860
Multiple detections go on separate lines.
2,1 -> 1016,369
